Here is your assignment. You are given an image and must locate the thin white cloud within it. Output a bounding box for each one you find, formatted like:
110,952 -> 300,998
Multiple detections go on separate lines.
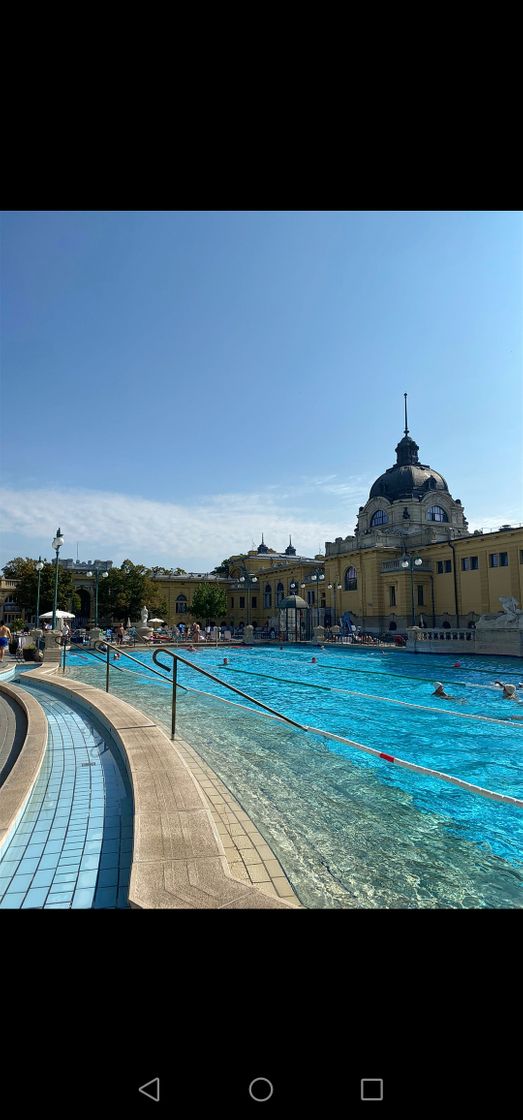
4,481 -> 513,573
0,484 -> 353,569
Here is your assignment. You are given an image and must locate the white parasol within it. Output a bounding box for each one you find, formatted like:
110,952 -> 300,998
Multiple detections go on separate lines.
39,610 -> 75,619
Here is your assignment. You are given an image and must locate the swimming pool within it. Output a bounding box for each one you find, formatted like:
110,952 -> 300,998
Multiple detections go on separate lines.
65,645 -> 523,908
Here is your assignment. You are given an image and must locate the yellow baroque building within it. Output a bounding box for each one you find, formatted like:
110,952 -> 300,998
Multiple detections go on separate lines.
151,537 -> 327,632
323,416 -> 523,636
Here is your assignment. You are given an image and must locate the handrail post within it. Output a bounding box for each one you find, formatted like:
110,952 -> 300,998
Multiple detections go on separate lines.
106,642 -> 110,692
171,656 -> 178,740
62,637 -> 67,674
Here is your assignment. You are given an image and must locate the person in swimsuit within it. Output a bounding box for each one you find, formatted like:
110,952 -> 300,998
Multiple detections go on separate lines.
0,623 -> 12,661
494,681 -> 520,700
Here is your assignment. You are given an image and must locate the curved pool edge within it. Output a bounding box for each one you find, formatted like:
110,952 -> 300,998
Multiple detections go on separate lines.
0,681 -> 48,850
21,675 -> 300,910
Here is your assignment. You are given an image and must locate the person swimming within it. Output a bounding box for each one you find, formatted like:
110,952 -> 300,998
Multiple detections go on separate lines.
432,682 -> 465,702
311,657 -> 317,664
494,681 -> 519,700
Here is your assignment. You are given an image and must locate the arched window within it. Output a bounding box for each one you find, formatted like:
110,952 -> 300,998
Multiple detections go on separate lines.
264,583 -> 272,609
427,505 -> 448,523
442,620 -> 451,629
370,509 -> 388,527
176,595 -> 187,614
276,582 -> 284,606
389,620 -> 397,631
344,566 -> 357,591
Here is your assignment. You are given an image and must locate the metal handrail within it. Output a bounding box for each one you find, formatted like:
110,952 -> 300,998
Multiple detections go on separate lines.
151,647 -> 307,738
84,638 -> 307,740
66,641 -> 523,807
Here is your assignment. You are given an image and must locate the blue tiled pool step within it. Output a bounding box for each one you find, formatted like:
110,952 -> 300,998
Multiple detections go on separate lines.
0,681 -> 133,909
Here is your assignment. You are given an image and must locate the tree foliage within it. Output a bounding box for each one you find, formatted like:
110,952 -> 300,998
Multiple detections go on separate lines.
2,557 -> 79,619
211,555 -> 245,577
187,584 -> 227,624
97,560 -> 167,625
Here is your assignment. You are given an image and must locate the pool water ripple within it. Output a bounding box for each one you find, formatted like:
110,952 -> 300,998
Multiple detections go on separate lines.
65,646 -> 523,908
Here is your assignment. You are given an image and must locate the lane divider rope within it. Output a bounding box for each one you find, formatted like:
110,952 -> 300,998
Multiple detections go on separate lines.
220,666 -> 523,729
175,684 -> 523,809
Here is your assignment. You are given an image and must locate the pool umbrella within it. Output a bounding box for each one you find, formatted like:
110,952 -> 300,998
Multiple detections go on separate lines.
148,617 -> 165,625
39,610 -> 75,619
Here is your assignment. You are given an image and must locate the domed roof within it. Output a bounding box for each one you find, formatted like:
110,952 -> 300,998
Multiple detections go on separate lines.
369,397 -> 448,501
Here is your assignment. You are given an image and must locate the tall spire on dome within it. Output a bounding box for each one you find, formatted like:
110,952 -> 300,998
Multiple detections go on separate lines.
284,534 -> 296,556
395,392 -> 419,466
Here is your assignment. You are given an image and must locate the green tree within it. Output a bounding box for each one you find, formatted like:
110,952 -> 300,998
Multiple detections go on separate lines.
188,584 -> 227,625
211,555 -> 246,577
97,560 -> 168,625
2,557 -> 78,620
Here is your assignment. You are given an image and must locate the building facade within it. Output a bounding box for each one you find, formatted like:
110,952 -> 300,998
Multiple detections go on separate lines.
2,412 -> 522,635
323,414 -> 523,634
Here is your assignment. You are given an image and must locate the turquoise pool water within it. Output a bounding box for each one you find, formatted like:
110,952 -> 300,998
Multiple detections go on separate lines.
65,645 -> 523,908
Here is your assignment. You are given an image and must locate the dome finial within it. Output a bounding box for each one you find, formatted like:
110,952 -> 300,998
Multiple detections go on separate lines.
404,392 -> 409,437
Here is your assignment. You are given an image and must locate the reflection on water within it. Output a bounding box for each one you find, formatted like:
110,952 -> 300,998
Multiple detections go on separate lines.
65,649 -> 523,909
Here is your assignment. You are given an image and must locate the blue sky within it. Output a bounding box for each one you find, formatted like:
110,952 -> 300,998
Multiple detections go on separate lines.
1,211 -> 521,571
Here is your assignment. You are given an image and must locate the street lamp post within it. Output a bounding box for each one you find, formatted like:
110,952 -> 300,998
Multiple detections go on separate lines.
87,567 -> 109,628
310,568 -> 325,627
239,574 -> 257,626
327,579 -> 342,628
35,557 -> 44,627
289,581 -> 300,642
401,553 -> 423,625
51,529 -> 64,630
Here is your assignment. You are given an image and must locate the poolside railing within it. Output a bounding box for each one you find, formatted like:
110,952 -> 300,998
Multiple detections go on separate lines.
77,640 -> 523,809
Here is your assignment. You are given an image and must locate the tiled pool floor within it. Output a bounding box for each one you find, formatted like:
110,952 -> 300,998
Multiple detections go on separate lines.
0,684 -> 133,909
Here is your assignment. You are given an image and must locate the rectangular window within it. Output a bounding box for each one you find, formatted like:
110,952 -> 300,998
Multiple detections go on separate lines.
230,597 -> 234,608
520,550 -> 523,564
462,558 -> 470,571
251,596 -> 257,608
240,596 -> 245,608
445,560 -> 452,573
471,556 -> 479,570
437,561 -> 443,574
389,586 -> 396,607
417,585 -> 424,606
488,552 -> 509,567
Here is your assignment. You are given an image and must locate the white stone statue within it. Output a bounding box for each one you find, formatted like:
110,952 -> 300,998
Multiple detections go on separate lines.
141,605 -> 149,624
499,596 -> 521,618
476,596 -> 523,629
